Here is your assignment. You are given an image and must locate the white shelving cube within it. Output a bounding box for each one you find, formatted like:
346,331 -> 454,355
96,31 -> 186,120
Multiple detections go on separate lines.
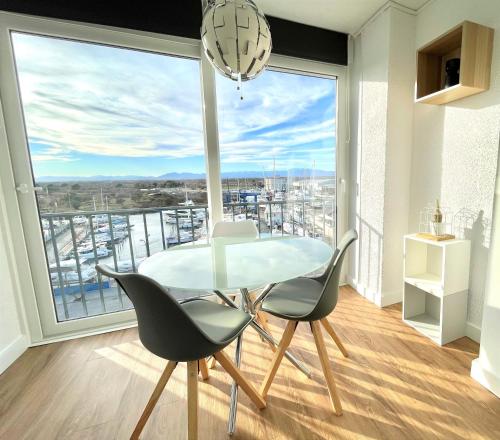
403,234 -> 470,345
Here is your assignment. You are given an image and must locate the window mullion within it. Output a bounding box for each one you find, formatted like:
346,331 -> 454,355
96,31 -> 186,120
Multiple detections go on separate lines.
200,53 -> 223,229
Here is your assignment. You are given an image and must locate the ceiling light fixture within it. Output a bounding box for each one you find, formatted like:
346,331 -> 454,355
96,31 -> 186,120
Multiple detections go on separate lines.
201,0 -> 272,98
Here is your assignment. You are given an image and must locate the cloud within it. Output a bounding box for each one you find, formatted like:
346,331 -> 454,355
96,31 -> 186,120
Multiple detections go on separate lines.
31,154 -> 78,162
29,144 -> 78,162
12,32 -> 337,172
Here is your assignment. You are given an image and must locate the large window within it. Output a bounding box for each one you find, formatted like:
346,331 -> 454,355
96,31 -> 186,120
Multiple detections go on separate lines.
12,33 -> 208,321
2,13 -> 344,337
216,68 -> 337,246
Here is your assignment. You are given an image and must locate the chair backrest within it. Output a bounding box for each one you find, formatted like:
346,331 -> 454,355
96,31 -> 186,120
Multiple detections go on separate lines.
307,229 -> 358,321
211,219 -> 258,238
95,264 -> 214,362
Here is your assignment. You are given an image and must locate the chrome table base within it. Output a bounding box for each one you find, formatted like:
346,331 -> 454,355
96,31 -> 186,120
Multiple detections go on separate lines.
213,288 -> 311,435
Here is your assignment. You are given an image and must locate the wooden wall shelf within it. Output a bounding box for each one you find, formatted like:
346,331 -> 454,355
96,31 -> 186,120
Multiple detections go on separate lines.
416,21 -> 494,105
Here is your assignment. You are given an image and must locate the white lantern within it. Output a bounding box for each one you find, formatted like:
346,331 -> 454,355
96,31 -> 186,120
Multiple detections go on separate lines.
201,0 -> 272,82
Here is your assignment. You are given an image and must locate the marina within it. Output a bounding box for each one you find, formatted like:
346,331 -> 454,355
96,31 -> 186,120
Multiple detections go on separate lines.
41,196 -> 336,321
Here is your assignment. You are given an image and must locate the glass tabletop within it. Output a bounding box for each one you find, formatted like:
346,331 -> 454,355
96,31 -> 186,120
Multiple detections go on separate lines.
138,236 -> 334,291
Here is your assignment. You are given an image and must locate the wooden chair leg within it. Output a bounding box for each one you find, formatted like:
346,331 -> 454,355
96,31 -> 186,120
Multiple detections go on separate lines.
187,361 -> 198,440
259,320 -> 297,399
310,321 -> 343,416
131,361 -> 177,440
214,350 -> 266,410
320,318 -> 349,358
198,359 -> 209,380
208,356 -> 217,369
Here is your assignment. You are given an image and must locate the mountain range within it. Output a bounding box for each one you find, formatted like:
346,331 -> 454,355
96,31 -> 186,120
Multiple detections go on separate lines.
36,168 -> 335,182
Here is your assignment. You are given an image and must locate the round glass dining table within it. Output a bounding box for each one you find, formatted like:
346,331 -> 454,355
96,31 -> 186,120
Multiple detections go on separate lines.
138,235 -> 333,435
138,235 -> 333,291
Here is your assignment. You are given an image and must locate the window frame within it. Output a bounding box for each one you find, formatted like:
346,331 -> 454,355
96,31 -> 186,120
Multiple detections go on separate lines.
0,11 -> 348,343
214,53 -> 347,246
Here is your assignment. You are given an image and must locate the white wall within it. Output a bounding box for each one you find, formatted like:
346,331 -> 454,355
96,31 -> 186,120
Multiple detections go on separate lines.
382,9 -> 416,301
410,0 -> 500,338
471,146 -> 500,397
471,147 -> 500,397
0,176 -> 28,374
348,6 -> 415,306
349,0 -> 500,341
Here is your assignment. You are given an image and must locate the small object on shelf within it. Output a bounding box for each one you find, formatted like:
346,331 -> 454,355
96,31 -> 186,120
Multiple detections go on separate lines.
403,234 -> 470,345
419,202 -> 452,237
443,58 -> 460,88
416,20 -> 494,105
433,199 -> 443,223
431,199 -> 443,235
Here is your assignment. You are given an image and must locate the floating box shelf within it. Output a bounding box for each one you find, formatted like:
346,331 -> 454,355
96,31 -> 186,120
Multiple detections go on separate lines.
416,21 -> 494,105
403,234 -> 470,345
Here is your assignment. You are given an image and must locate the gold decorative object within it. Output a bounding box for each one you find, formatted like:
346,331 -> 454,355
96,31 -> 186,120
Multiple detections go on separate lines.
431,199 -> 444,235
418,200 -> 453,238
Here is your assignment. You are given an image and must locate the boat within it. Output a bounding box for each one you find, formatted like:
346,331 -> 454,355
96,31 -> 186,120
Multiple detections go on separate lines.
78,247 -> 110,260
164,209 -> 201,227
116,258 -> 145,272
178,221 -> 197,229
50,264 -> 97,285
264,204 -> 283,227
167,230 -> 195,245
178,202 -> 206,220
72,215 -> 88,225
94,225 -> 129,240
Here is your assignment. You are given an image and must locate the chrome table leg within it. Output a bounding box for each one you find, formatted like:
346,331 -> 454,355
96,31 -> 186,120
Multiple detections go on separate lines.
215,288 -> 311,435
228,332 -> 243,435
214,288 -> 311,377
227,288 -> 248,435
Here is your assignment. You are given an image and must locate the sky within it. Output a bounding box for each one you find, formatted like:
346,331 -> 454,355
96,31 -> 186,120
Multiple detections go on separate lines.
12,32 -> 337,178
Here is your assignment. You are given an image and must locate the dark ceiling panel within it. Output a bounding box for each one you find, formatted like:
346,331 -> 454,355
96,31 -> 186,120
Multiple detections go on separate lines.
0,0 -> 348,65
0,0 -> 203,39
268,16 -> 348,66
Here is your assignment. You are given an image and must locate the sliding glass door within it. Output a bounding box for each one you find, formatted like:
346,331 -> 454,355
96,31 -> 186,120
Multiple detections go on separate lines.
2,23 -> 209,336
216,68 -> 338,247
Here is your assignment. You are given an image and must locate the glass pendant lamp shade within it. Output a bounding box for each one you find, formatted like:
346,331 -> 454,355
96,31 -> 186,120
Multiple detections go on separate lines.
201,0 -> 272,82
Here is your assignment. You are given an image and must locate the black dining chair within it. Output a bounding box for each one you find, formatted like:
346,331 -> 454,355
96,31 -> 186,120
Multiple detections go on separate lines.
258,230 -> 358,416
95,264 -> 266,440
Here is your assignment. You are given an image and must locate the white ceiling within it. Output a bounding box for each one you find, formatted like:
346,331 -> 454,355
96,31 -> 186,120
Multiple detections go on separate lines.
255,0 -> 429,34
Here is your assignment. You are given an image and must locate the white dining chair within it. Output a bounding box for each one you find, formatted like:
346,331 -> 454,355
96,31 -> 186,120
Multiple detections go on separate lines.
211,219 -> 258,238
209,220 -> 274,366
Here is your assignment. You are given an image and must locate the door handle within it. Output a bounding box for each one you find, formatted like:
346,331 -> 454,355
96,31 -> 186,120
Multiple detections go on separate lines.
16,183 -> 43,194
339,178 -> 346,195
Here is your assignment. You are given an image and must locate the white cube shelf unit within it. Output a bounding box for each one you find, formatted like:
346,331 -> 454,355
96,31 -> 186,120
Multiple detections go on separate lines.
403,234 -> 471,345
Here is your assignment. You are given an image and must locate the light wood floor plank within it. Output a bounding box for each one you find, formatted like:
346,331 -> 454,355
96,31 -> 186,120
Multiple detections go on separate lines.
1,287 -> 499,439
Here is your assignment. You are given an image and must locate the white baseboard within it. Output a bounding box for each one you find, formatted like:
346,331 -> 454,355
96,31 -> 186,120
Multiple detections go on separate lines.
380,290 -> 402,307
347,276 -> 381,305
347,277 -> 402,308
30,321 -> 138,347
0,334 -> 29,375
465,321 -> 481,343
471,358 -> 500,398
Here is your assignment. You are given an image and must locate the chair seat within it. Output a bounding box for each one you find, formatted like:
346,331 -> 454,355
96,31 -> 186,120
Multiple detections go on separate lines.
261,278 -> 324,321
181,299 -> 252,345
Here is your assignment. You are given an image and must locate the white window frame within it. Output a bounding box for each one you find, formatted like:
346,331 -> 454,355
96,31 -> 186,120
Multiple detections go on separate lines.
0,11 -> 347,343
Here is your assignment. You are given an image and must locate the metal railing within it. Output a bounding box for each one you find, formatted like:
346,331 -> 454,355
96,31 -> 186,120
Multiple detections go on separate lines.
40,199 -> 335,322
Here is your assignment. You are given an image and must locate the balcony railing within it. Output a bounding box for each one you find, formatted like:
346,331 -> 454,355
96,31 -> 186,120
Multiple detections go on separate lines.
40,199 -> 335,322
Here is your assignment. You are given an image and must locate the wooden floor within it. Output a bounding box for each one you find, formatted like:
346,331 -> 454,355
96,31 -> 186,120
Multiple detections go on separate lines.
1,286 -> 500,440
